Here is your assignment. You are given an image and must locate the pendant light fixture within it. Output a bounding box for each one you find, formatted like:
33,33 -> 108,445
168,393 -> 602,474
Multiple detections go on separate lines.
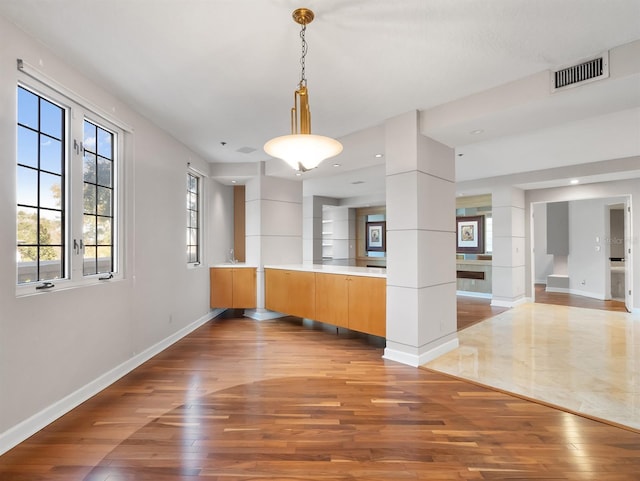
264,8 -> 343,172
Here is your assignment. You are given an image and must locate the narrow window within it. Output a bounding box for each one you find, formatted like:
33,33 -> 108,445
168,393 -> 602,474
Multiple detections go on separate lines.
83,119 -> 115,275
16,86 -> 65,284
186,172 -> 200,264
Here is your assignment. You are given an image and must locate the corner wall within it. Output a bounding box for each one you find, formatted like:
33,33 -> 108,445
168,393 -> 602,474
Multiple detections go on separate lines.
0,16 -> 231,452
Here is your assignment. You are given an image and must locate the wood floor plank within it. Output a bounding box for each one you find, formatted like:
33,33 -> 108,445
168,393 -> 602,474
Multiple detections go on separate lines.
0,312 -> 638,480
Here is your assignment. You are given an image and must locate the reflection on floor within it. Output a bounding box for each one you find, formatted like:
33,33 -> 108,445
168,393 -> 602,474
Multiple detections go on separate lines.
426,302 -> 640,431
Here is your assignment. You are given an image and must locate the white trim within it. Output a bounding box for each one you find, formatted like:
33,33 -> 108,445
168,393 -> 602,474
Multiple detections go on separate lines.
570,289 -> 607,301
491,296 -> 530,308
17,58 -> 133,133
383,338 -> 459,367
0,310 -> 220,456
545,287 -> 571,294
456,290 -> 492,299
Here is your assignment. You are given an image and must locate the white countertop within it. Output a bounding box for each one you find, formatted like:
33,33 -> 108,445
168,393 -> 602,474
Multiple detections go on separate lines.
264,264 -> 387,279
210,263 -> 257,268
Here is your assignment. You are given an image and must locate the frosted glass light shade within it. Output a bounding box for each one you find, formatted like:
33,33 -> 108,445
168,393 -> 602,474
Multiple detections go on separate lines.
264,133 -> 343,171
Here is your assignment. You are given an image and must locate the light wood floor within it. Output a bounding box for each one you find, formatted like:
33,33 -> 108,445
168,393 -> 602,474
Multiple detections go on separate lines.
1,309 -> 639,480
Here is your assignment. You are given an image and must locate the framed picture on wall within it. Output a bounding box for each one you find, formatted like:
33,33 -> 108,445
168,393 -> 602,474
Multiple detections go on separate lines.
366,221 -> 386,252
456,215 -> 484,253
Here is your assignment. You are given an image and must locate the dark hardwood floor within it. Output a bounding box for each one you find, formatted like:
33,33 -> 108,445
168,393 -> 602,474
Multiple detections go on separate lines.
1,310 -> 638,480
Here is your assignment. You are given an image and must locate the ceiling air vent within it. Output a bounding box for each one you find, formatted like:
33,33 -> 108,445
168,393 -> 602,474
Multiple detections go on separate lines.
552,51 -> 609,91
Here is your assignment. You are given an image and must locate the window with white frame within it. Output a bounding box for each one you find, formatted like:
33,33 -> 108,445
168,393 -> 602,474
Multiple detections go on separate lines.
186,171 -> 201,265
16,83 -> 122,287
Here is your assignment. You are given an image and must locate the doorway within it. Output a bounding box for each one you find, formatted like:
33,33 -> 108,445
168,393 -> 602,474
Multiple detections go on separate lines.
531,196 -> 631,313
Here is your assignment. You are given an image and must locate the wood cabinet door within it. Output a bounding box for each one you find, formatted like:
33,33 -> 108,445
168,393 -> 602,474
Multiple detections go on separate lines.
232,268 -> 256,308
265,269 -> 316,318
286,271 -> 316,319
315,273 -> 349,328
210,268 -> 233,308
265,269 -> 289,313
347,276 -> 386,337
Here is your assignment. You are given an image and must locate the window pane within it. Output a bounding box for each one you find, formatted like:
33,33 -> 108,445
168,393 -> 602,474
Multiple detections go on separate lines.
83,152 -> 97,183
17,87 -> 38,129
40,209 -> 63,245
40,135 -> 63,174
188,210 -> 198,228
187,228 -> 198,246
188,192 -> 197,210
40,246 -> 62,281
97,127 -> 112,159
83,120 -> 96,152
17,207 -> 38,245
40,98 -> 63,139
97,157 -> 112,187
83,246 -> 97,276
97,246 -> 112,273
17,126 -> 38,168
40,172 -> 62,209
83,215 -> 96,244
17,247 -> 37,284
96,186 -> 112,216
187,246 -> 197,263
17,166 -> 38,206
84,183 -> 96,214
188,174 -> 197,192
97,217 -> 112,244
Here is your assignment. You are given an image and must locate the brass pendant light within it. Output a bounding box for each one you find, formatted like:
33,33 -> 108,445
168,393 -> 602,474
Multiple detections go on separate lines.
263,8 -> 343,172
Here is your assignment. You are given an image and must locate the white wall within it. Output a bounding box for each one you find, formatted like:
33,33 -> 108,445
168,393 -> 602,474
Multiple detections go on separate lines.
567,198 -> 611,299
0,16 -> 232,451
533,202 -> 554,283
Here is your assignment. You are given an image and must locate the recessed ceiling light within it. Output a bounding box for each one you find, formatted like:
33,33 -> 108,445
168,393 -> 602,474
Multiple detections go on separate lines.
470,129 -> 484,135
231,180 -> 237,184
457,153 -> 464,157
333,163 -> 341,167
374,153 -> 383,158
295,172 -> 302,177
570,179 -> 580,185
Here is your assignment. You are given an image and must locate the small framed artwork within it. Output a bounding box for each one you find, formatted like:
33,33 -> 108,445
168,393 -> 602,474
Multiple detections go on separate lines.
456,215 -> 484,254
366,221 -> 386,252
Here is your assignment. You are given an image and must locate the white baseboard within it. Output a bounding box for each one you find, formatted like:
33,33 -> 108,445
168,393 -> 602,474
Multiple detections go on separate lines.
456,290 -> 492,299
570,289 -> 606,301
383,338 -> 459,367
545,287 -> 571,294
0,310 -> 217,456
491,297 -> 530,308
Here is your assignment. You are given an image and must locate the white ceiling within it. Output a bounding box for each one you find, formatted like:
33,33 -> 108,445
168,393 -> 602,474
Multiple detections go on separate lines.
2,0 -> 639,200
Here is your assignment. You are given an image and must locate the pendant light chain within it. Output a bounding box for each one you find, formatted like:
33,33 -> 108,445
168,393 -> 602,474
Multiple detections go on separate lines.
299,23 -> 308,88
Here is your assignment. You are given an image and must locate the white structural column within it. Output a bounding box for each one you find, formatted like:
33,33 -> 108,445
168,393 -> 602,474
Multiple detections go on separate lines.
244,163 -> 303,319
491,186 -> 526,307
383,111 -> 458,367
302,196 -> 338,264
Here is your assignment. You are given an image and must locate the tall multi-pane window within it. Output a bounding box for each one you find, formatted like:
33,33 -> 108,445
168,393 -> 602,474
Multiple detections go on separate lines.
83,120 -> 115,275
16,86 -> 65,283
186,172 -> 200,264
16,82 -> 122,289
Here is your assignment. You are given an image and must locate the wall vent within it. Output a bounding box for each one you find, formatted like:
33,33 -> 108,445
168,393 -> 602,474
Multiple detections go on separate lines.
552,51 -> 609,91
